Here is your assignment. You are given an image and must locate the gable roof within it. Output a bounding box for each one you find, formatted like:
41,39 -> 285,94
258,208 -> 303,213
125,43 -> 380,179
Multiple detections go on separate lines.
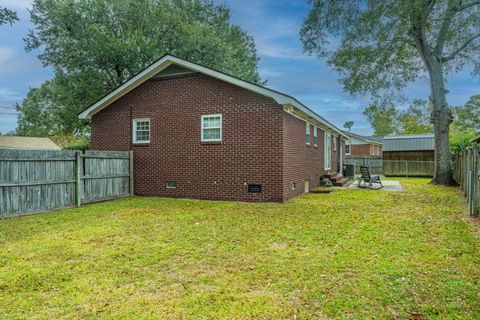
343,131 -> 382,145
0,136 -> 60,150
78,54 -> 348,138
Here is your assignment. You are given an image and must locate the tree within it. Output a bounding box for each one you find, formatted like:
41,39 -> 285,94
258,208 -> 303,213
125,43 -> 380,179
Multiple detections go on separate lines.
16,83 -> 63,136
0,6 -> 18,26
454,94 -> 480,132
19,0 -> 261,136
301,0 -> 480,185
397,99 -> 433,134
363,99 -> 433,135
363,103 -> 398,135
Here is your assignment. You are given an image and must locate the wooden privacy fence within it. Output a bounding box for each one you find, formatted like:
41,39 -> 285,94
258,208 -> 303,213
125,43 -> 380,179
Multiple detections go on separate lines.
383,160 -> 434,177
345,157 -> 434,177
0,149 -> 133,218
345,157 -> 383,175
454,147 -> 480,216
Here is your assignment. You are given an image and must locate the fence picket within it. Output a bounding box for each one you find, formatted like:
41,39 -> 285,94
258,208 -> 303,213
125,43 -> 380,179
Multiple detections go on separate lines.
455,146 -> 480,216
0,149 -> 133,218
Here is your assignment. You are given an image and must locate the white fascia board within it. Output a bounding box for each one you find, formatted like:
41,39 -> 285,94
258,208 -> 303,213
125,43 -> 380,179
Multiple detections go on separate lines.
78,57 -> 174,119
78,55 -> 348,138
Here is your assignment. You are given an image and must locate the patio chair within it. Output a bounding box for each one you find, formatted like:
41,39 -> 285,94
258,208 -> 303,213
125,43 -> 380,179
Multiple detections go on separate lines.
358,166 -> 383,189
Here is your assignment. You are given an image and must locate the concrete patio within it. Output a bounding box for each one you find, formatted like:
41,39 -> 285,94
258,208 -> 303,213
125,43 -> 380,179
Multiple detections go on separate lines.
349,179 -> 404,192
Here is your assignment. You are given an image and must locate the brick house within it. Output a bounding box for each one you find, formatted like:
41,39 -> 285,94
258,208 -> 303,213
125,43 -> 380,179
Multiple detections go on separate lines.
344,131 -> 382,157
79,55 -> 348,202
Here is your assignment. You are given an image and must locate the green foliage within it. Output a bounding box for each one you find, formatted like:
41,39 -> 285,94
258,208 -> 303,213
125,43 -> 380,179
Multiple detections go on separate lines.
453,94 -> 480,133
0,6 -> 18,26
397,99 -> 433,134
363,99 -> 433,135
16,83 -> 63,137
1,179 -> 479,318
449,124 -> 478,155
18,0 -> 261,136
301,1 -> 480,184
300,1 -> 480,98
363,102 -> 398,135
50,134 -> 90,150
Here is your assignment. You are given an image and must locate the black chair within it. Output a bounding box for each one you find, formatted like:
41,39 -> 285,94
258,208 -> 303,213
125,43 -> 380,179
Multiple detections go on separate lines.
358,166 -> 383,189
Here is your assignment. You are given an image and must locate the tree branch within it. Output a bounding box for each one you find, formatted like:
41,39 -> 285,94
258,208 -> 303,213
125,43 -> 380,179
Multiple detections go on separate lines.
441,33 -> 480,61
434,1 -> 455,56
457,1 -> 480,12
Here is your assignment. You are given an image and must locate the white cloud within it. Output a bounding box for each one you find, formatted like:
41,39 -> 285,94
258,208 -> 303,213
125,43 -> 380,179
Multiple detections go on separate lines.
0,46 -> 15,65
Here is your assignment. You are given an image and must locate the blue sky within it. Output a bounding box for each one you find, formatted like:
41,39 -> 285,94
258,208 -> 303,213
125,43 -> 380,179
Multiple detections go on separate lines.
0,0 -> 478,135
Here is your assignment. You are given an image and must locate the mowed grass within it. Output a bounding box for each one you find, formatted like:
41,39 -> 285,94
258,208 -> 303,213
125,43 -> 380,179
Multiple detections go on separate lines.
0,179 -> 479,319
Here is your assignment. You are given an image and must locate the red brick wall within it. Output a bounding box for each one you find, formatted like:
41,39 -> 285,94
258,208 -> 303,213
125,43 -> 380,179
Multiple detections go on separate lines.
349,143 -> 382,156
92,73 -> 284,202
350,144 -> 373,156
282,115 -> 342,201
91,72 -> 343,202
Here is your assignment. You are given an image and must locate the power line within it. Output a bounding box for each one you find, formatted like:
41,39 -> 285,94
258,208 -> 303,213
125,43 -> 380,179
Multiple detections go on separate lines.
0,106 -> 17,110
0,112 -> 18,116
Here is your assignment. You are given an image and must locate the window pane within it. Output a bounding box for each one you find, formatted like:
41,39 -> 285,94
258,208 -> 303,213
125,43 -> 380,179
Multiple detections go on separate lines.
203,116 -> 221,129
203,128 -> 220,140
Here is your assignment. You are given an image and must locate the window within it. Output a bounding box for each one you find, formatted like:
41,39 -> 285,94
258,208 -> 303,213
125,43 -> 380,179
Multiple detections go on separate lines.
133,118 -> 150,144
248,184 -> 262,193
313,126 -> 318,146
201,114 -> 222,142
333,137 -> 337,151
306,122 -> 311,145
324,133 -> 332,170
166,181 -> 176,189
291,182 -> 296,190
345,144 -> 351,155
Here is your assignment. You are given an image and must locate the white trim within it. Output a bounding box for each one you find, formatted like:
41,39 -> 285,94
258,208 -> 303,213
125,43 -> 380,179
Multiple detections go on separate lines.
78,55 -> 348,138
201,114 -> 222,142
166,181 -> 177,189
345,144 -> 351,155
313,126 -> 318,146
324,132 -> 332,170
132,118 -> 150,144
305,122 -> 311,145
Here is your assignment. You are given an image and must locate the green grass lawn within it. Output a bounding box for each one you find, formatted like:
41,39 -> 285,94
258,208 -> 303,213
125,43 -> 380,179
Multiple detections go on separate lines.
0,179 -> 479,319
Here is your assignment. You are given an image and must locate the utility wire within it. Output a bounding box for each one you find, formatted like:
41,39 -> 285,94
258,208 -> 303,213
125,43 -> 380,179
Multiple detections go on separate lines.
0,112 -> 18,116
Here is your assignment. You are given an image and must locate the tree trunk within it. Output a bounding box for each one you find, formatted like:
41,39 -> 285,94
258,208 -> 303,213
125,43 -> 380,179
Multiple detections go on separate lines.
427,59 -> 456,185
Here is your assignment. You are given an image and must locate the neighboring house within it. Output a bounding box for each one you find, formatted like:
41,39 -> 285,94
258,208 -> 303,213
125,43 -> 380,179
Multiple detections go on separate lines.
0,136 -> 60,150
383,134 -> 435,161
78,54 -> 349,202
344,131 -> 382,157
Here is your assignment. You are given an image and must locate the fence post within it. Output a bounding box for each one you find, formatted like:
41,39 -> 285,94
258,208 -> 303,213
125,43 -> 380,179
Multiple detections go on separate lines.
468,170 -> 474,215
129,150 -> 134,196
405,161 -> 408,178
75,151 -> 82,207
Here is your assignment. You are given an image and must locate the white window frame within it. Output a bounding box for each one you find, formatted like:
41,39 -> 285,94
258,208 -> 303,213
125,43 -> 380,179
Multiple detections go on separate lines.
132,118 -> 150,144
324,132 -> 332,170
201,114 -> 222,142
313,126 -> 318,146
345,144 -> 351,155
306,122 -> 311,145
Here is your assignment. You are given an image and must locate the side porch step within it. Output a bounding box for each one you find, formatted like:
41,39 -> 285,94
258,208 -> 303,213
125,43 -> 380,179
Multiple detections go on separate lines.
323,173 -> 351,187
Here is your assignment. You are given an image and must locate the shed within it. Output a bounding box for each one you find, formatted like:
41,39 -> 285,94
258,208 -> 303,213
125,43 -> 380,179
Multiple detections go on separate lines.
0,136 -> 61,150
382,134 -> 435,177
383,134 -> 434,160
